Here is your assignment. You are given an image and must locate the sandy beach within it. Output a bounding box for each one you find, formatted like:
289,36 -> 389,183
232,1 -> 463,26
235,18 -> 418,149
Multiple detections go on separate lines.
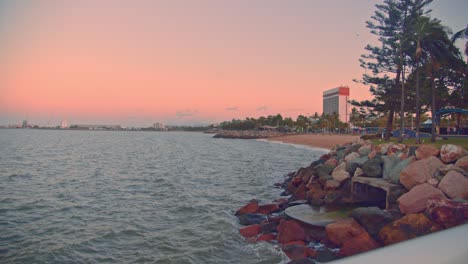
266,134 -> 360,150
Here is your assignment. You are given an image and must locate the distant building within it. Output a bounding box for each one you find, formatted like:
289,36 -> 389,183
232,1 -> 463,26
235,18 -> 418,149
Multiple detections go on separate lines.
22,120 -> 28,128
323,86 -> 350,123
153,123 -> 165,130
60,120 -> 68,129
70,124 -> 122,130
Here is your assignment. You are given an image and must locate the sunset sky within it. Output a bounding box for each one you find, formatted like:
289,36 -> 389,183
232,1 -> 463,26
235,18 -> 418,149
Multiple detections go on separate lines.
0,0 -> 466,126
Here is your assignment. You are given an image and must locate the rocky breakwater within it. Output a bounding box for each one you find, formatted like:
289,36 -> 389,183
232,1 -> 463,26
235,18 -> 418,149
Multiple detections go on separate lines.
213,130 -> 287,139
235,141 -> 468,263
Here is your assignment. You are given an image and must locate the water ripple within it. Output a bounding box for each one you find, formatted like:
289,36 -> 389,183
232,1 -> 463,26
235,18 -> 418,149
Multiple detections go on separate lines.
0,130 -> 326,263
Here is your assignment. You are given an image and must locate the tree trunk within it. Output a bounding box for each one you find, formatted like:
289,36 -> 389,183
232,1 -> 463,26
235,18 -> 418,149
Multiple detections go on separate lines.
385,110 -> 394,140
431,65 -> 437,142
415,63 -> 421,144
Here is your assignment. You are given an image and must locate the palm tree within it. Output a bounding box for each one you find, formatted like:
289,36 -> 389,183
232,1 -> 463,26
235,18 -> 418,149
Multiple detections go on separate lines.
418,19 -> 464,142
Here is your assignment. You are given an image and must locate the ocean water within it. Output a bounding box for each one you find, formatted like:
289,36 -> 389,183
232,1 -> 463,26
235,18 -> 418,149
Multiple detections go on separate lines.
0,130 -> 326,263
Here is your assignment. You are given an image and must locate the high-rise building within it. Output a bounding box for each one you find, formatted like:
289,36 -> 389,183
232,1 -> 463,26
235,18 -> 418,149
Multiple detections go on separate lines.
322,86 -> 350,123
60,120 -> 68,129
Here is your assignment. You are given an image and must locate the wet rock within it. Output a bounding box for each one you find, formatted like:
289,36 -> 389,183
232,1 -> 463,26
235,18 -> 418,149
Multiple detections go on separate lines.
286,258 -> 316,264
257,233 -> 276,242
440,144 -> 467,163
331,163 -> 350,183
438,170 -> 468,199
455,156 -> 468,171
397,183 -> 447,214
293,183 -> 308,200
344,152 -> 360,163
277,220 -> 307,244
415,144 -> 440,160
326,218 -> 379,257
425,197 -> 468,228
235,201 -> 259,216
399,156 -> 443,190
350,207 -> 396,240
238,213 -> 268,226
361,157 -> 383,178
257,204 -> 280,215
315,247 -> 340,262
260,221 -> 278,234
239,224 -> 262,238
336,149 -> 346,160
378,213 -> 441,245
282,241 -> 317,260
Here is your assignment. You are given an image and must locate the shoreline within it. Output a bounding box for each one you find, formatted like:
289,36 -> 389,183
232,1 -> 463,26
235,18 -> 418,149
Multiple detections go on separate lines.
265,134 -> 360,150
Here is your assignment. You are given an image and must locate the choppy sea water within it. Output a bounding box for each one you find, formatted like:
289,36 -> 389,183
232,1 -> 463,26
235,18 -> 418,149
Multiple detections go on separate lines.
0,130 -> 326,263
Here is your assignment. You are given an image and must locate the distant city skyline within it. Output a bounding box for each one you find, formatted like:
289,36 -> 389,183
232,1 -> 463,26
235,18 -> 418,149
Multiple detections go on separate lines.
1,0 -> 466,126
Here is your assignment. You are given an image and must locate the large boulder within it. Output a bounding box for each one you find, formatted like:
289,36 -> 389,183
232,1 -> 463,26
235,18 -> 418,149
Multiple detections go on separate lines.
415,144 -> 440,160
397,183 -> 447,214
282,241 -> 317,261
277,220 -> 307,244
378,213 -> 440,245
344,152 -> 360,163
326,218 -> 379,257
239,224 -> 262,238
358,145 -> 373,157
382,156 -> 414,184
425,197 -> 468,228
440,144 -> 467,163
257,204 -> 280,215
361,157 -> 383,178
235,200 -> 259,216
332,163 -> 351,183
345,156 -> 368,174
292,183 -> 308,200
455,156 -> 468,171
399,156 -> 444,190
345,143 -> 362,155
350,207 -> 396,240
437,170 -> 468,199
438,164 -> 468,177
317,164 -> 335,178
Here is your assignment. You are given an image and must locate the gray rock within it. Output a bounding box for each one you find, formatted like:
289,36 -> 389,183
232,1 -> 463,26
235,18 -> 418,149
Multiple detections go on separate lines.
345,143 -> 362,155
345,156 -> 369,174
317,164 -> 335,178
237,213 -> 267,225
362,158 -> 383,178
350,207 -> 396,240
336,149 -> 346,160
382,156 -> 414,184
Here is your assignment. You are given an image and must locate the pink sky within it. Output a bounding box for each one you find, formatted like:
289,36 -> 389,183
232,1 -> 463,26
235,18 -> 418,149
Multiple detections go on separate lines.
0,0 -> 466,126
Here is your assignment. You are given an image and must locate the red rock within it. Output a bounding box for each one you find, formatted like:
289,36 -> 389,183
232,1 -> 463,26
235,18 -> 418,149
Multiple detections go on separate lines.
455,156 -> 468,171
440,144 -> 467,163
378,213 -> 440,245
257,233 -> 277,242
306,189 -> 326,201
326,218 -> 379,257
400,156 -> 443,190
397,183 -> 447,214
235,201 -> 259,216
277,220 -> 306,244
292,183 -> 307,200
324,180 -> 340,191
324,158 -> 339,168
257,204 -> 280,215
282,243 -> 317,260
239,224 -> 261,238
283,240 -> 306,246
368,150 -> 378,159
426,197 -> 468,228
415,144 -> 440,160
291,176 -> 302,186
438,170 -> 468,199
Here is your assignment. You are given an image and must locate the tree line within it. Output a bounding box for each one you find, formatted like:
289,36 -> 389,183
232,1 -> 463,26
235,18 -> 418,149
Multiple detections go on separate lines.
352,0 -> 467,143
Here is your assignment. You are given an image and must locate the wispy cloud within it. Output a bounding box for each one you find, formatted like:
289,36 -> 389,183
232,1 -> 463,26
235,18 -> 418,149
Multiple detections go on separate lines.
225,106 -> 239,111
256,105 -> 268,111
175,109 -> 199,118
